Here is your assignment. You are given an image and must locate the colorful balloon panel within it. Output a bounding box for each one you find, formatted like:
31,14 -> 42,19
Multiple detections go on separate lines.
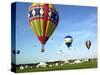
28,3 -> 59,45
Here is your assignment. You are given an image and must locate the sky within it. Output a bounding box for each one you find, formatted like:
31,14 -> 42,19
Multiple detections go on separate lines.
13,2 -> 97,64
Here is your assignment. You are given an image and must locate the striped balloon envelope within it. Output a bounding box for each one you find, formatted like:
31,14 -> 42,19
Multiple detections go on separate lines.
28,3 -> 59,52
64,36 -> 73,48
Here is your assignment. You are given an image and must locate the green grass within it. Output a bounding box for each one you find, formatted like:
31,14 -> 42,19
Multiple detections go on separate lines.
16,60 -> 97,73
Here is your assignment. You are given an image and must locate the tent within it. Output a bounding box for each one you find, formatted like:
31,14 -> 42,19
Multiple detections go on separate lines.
25,65 -> 28,69
49,64 -> 52,67
73,60 -> 82,64
20,65 -> 24,70
55,63 -> 58,66
36,62 -> 47,68
81,59 -> 89,62
64,60 -> 69,64
60,64 -> 63,66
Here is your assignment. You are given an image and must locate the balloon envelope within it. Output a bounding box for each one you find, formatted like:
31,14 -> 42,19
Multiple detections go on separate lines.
17,50 -> 20,54
85,40 -> 91,49
12,50 -> 16,54
28,3 -> 59,52
12,50 -> 20,54
64,36 -> 73,48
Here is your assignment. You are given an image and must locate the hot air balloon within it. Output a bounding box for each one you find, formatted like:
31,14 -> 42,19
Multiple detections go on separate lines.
17,50 -> 20,54
12,49 -> 16,54
85,40 -> 91,49
12,49 -> 20,54
64,36 -> 73,48
60,50 -> 63,54
28,3 -> 59,52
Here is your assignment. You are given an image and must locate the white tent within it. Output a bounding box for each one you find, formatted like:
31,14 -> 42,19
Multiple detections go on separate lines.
60,64 -> 63,66
73,60 -> 81,64
25,65 -> 28,69
82,59 -> 89,62
36,62 -> 47,68
64,60 -> 69,64
55,63 -> 58,66
49,64 -> 52,67
20,66 -> 24,70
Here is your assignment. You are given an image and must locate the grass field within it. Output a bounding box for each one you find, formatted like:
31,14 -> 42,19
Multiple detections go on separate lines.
16,59 -> 97,73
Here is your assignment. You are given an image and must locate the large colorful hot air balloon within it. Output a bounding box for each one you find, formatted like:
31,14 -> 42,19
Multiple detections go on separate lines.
28,3 -> 59,52
64,36 -> 73,48
85,40 -> 91,49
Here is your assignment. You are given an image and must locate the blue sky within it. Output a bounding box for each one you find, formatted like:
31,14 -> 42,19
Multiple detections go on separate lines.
14,2 -> 97,64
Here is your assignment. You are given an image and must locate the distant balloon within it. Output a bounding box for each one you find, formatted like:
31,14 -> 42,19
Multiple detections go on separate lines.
85,40 -> 91,49
60,50 -> 63,54
17,50 -> 20,54
28,3 -> 59,52
12,50 -> 16,54
12,49 -> 20,55
64,36 -> 73,48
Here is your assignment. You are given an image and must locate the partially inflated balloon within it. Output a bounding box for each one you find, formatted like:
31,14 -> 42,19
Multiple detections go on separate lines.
64,36 -> 73,48
85,40 -> 91,49
28,3 -> 59,52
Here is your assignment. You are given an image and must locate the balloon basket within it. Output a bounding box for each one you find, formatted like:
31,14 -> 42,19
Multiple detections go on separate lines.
41,45 -> 45,52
